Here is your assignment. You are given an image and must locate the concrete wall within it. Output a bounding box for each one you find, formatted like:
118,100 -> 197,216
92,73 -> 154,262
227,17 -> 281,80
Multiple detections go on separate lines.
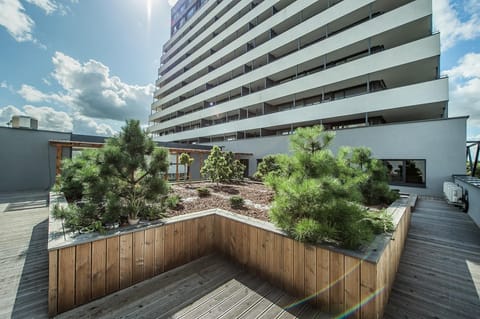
0,127 -> 71,193
453,176 -> 480,228
206,117 -> 467,196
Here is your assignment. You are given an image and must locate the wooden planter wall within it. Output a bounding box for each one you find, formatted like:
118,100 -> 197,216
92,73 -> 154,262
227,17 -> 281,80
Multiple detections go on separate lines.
214,205 -> 411,319
49,206 -> 411,318
48,215 -> 215,316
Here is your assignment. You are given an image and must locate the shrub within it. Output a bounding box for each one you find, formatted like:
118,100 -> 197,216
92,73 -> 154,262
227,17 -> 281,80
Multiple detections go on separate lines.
165,195 -> 181,210
200,147 -> 246,184
179,153 -> 194,182
253,154 -> 282,181
230,195 -> 244,209
54,120 -> 170,232
197,187 -> 211,197
267,125 -> 394,249
201,146 -> 231,184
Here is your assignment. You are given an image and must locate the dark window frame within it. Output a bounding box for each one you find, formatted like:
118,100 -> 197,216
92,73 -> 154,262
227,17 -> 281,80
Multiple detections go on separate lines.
382,159 -> 426,188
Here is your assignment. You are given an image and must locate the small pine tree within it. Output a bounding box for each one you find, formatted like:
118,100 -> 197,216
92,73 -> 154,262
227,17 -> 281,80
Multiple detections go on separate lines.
200,145 -> 231,185
179,153 -> 194,183
101,120 -> 170,220
253,154 -> 283,181
268,125 -> 394,249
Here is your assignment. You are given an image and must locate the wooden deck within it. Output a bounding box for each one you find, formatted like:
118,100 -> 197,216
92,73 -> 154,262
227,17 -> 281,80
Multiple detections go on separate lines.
57,254 -> 329,319
384,198 -> 480,318
1,193 -> 479,319
0,192 -> 49,319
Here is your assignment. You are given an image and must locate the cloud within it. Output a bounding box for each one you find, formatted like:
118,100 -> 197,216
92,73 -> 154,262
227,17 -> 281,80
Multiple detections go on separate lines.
25,0 -> 57,15
433,0 -> 480,51
444,52 -> 480,138
0,104 -> 117,135
17,84 -> 70,104
168,0 -> 178,7
0,0 -> 35,42
0,105 -> 23,125
21,52 -> 155,122
23,105 -> 74,131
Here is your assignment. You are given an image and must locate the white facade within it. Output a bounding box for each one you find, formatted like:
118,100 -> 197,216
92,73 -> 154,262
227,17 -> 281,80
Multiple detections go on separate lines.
150,0 -> 467,195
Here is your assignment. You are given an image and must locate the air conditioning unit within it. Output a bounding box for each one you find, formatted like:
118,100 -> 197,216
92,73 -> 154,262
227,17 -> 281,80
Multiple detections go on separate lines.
443,182 -> 462,204
11,115 -> 38,130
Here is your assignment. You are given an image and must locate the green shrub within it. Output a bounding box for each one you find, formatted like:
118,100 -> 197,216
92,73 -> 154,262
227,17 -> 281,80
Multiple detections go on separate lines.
229,195 -> 244,209
267,125 -> 394,249
166,195 -> 181,210
54,120 -> 170,233
200,147 -> 246,184
253,155 -> 283,181
197,187 -> 210,197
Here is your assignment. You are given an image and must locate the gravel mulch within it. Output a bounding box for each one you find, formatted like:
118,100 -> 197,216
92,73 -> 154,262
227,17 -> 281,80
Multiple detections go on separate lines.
167,182 -> 274,222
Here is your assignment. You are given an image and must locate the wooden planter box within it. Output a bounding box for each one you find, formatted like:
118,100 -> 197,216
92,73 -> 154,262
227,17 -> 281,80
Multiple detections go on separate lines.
48,195 -> 412,318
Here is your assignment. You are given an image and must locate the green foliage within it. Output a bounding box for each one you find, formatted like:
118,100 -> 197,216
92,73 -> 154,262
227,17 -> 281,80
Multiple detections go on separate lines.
201,146 -> 231,184
466,161 -> 480,177
253,154 -> 284,181
229,195 -> 244,209
57,150 -> 101,202
363,210 -> 395,234
101,120 -> 170,220
179,153 -> 194,182
200,147 -> 245,183
166,194 -> 181,210
341,147 -> 399,205
55,120 -> 170,234
197,187 -> 211,197
267,125 -> 395,249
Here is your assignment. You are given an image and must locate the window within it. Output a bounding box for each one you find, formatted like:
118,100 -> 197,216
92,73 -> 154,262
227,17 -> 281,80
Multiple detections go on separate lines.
383,159 -> 426,187
187,6 -> 196,19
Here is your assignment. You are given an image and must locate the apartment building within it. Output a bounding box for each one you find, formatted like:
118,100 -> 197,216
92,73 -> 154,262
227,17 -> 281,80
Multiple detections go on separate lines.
149,0 -> 467,195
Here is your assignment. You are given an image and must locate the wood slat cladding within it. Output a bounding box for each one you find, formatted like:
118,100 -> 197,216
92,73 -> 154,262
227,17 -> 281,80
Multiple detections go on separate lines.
49,206 -> 411,318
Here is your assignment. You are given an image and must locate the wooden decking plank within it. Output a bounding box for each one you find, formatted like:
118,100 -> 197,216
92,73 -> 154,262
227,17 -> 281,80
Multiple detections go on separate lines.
215,282 -> 275,319
174,272 -> 262,319
194,276 -> 267,319
236,286 -> 285,318
56,255 -> 232,319
384,198 -> 480,318
129,262 -> 243,318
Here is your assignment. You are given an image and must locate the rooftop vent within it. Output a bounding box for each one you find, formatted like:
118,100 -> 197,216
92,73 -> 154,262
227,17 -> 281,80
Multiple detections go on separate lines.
11,115 -> 38,130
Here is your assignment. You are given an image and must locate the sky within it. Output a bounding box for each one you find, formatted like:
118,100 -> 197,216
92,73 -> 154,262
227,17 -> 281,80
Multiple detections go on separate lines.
0,0 -> 479,139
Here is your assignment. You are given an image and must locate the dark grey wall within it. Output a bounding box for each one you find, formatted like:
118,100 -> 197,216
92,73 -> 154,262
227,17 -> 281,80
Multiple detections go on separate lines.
0,127 -> 71,192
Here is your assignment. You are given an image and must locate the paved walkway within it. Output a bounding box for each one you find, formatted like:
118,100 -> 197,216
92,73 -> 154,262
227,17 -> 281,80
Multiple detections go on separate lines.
0,192 -> 49,319
384,198 -> 480,318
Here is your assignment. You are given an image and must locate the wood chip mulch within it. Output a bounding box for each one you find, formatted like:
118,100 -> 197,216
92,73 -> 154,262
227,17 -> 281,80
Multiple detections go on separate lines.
167,182 -> 274,222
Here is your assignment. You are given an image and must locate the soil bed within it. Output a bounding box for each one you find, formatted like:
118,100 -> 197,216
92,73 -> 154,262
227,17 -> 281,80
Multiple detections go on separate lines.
168,181 -> 274,221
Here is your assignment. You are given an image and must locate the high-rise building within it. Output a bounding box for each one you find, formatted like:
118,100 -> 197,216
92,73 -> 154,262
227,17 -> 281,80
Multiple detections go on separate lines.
149,0 -> 467,195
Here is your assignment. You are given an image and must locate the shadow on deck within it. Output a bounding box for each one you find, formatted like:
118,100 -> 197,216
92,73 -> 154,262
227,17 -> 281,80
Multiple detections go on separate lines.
56,254 -> 330,319
384,198 -> 480,318
0,192 -> 49,318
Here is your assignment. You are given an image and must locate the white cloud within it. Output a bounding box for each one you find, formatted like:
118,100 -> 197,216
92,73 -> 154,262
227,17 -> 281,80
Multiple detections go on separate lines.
0,105 -> 23,125
72,113 -> 116,136
444,52 -> 480,138
0,0 -> 35,42
23,105 -> 73,131
0,104 -> 117,135
433,0 -> 480,51
25,0 -> 57,15
21,52 -> 155,122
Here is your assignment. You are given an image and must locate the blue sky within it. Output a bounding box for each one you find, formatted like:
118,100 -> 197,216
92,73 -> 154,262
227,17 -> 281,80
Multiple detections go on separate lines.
0,0 -> 479,139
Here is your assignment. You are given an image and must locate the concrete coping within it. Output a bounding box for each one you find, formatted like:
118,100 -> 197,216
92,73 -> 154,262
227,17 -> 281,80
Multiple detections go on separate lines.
453,175 -> 480,190
48,192 -> 411,264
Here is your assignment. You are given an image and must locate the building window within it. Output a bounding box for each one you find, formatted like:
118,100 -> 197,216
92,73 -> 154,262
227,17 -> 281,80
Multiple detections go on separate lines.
383,159 -> 426,187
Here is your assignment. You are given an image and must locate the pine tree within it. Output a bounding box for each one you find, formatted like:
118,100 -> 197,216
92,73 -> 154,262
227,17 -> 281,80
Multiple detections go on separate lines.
179,153 -> 194,183
101,120 -> 169,221
200,145 -> 231,185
